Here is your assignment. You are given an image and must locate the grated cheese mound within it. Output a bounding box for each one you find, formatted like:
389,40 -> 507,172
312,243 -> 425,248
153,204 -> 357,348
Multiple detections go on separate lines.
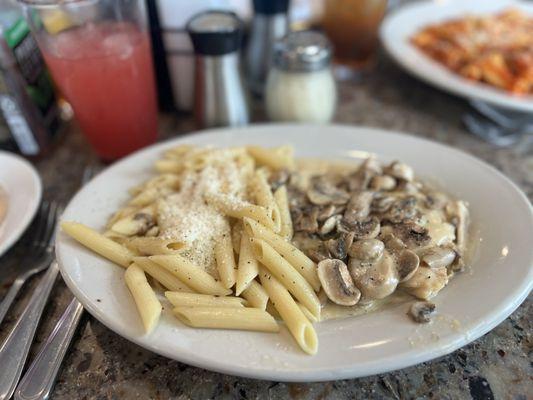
157,149 -> 248,275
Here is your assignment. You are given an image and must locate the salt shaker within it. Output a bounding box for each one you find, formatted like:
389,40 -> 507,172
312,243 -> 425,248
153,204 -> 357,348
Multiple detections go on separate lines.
187,11 -> 249,128
245,0 -> 290,96
265,31 -> 337,123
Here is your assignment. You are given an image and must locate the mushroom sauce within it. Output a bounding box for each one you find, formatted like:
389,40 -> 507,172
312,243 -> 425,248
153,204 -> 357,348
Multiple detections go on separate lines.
271,157 -> 472,322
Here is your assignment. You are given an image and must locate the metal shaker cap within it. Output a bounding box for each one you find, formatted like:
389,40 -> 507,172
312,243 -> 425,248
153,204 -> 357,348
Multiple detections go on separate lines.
187,11 -> 243,56
272,31 -> 332,72
253,0 -> 290,15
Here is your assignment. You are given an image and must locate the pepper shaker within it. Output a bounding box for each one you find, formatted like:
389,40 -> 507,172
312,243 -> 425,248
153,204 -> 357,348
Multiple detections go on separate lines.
245,0 -> 290,96
187,11 -> 249,128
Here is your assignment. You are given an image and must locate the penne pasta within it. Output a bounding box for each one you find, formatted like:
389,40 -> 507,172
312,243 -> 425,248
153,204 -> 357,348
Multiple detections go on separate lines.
214,233 -> 237,289
251,170 -> 281,233
110,204 -> 155,237
235,232 -> 259,295
246,145 -> 295,171
147,255 -> 231,296
127,236 -> 184,256
173,306 -> 279,333
298,303 -> 319,323
231,220 -> 243,255
241,280 -> 269,310
259,268 -> 318,355
250,238 -> 320,319
273,185 -> 293,240
129,186 -> 173,207
155,159 -> 183,174
124,263 -> 162,333
165,292 -> 246,308
61,221 -> 134,268
106,205 -> 139,229
206,194 -> 275,230
133,257 -> 194,292
243,217 -> 321,291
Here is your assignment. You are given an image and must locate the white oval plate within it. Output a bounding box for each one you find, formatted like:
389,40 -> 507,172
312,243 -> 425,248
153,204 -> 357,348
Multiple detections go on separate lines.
0,151 -> 42,258
56,125 -> 533,381
380,0 -> 533,112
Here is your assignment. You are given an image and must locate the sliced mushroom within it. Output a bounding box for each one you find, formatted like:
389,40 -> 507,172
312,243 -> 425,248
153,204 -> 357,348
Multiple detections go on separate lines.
392,221 -> 431,248
371,194 -> 395,213
448,252 -> 465,273
344,191 -> 373,222
325,232 -> 354,259
383,196 -> 419,223
348,239 -> 385,261
397,249 -> 420,282
338,216 -> 381,240
401,266 -> 448,300
421,247 -> 456,269
345,157 -> 382,191
446,200 -> 469,252
382,233 -> 407,253
351,252 -> 399,300
409,301 -> 436,323
386,161 -> 414,182
308,248 -> 330,263
111,212 -> 155,236
317,205 -> 336,222
293,206 -> 319,233
361,156 -> 382,175
319,214 -> 342,236
317,259 -> 361,306
268,169 -> 290,191
370,175 -> 396,191
397,181 -> 421,195
424,191 -> 449,210
307,178 -> 350,206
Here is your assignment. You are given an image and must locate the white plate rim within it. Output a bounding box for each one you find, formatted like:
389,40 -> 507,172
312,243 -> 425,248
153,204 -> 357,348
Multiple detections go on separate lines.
0,151 -> 42,258
380,0 -> 533,112
56,124 -> 533,381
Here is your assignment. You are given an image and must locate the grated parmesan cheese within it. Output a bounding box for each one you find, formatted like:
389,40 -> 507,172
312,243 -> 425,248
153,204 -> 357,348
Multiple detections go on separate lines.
157,149 -> 248,275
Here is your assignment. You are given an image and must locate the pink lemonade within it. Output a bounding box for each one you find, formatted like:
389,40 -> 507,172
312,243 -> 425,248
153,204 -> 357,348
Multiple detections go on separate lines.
42,23 -> 158,160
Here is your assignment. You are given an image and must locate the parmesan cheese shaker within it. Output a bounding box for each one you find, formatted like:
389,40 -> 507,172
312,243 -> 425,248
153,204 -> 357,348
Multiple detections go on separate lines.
187,11 -> 249,128
265,31 -> 337,123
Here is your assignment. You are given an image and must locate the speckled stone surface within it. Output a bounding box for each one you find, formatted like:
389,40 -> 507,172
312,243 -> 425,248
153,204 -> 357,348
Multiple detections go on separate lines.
0,49 -> 531,399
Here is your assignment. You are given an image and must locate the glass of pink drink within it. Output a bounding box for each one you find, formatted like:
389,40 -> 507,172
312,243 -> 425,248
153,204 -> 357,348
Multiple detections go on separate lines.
19,0 -> 158,161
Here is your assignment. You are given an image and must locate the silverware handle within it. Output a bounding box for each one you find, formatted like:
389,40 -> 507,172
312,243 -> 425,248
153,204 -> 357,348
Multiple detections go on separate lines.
15,297 -> 84,400
0,261 -> 58,400
0,279 -> 24,326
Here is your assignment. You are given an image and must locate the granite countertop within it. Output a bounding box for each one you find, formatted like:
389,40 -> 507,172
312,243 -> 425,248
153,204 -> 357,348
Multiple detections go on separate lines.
0,54 -> 531,399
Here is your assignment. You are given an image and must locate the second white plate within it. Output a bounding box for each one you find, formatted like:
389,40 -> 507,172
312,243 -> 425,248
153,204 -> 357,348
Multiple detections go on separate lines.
56,125 -> 533,381
380,0 -> 533,112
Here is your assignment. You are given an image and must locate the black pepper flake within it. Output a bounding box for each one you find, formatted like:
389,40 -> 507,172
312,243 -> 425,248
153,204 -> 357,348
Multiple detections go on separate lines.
497,349 -> 505,357
96,299 -> 101,302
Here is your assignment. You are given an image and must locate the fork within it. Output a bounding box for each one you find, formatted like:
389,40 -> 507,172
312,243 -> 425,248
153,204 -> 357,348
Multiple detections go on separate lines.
0,201 -> 58,326
0,202 -> 61,400
14,165 -> 99,400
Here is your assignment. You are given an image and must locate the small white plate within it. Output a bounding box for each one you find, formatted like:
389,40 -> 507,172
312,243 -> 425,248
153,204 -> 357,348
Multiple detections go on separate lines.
56,125 -> 533,381
0,151 -> 42,258
380,0 -> 533,112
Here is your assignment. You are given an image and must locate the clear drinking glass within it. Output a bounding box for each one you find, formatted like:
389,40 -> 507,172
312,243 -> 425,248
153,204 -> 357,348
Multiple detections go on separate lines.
322,0 -> 388,76
18,0 -> 158,161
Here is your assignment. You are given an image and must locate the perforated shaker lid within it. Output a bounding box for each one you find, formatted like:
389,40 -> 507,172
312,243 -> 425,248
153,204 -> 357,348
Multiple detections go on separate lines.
186,10 -> 243,56
273,30 -> 332,72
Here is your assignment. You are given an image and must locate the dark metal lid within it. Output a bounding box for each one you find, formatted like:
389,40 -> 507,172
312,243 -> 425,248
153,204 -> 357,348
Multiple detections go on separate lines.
272,30 -> 332,72
253,0 -> 290,15
186,10 -> 243,56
